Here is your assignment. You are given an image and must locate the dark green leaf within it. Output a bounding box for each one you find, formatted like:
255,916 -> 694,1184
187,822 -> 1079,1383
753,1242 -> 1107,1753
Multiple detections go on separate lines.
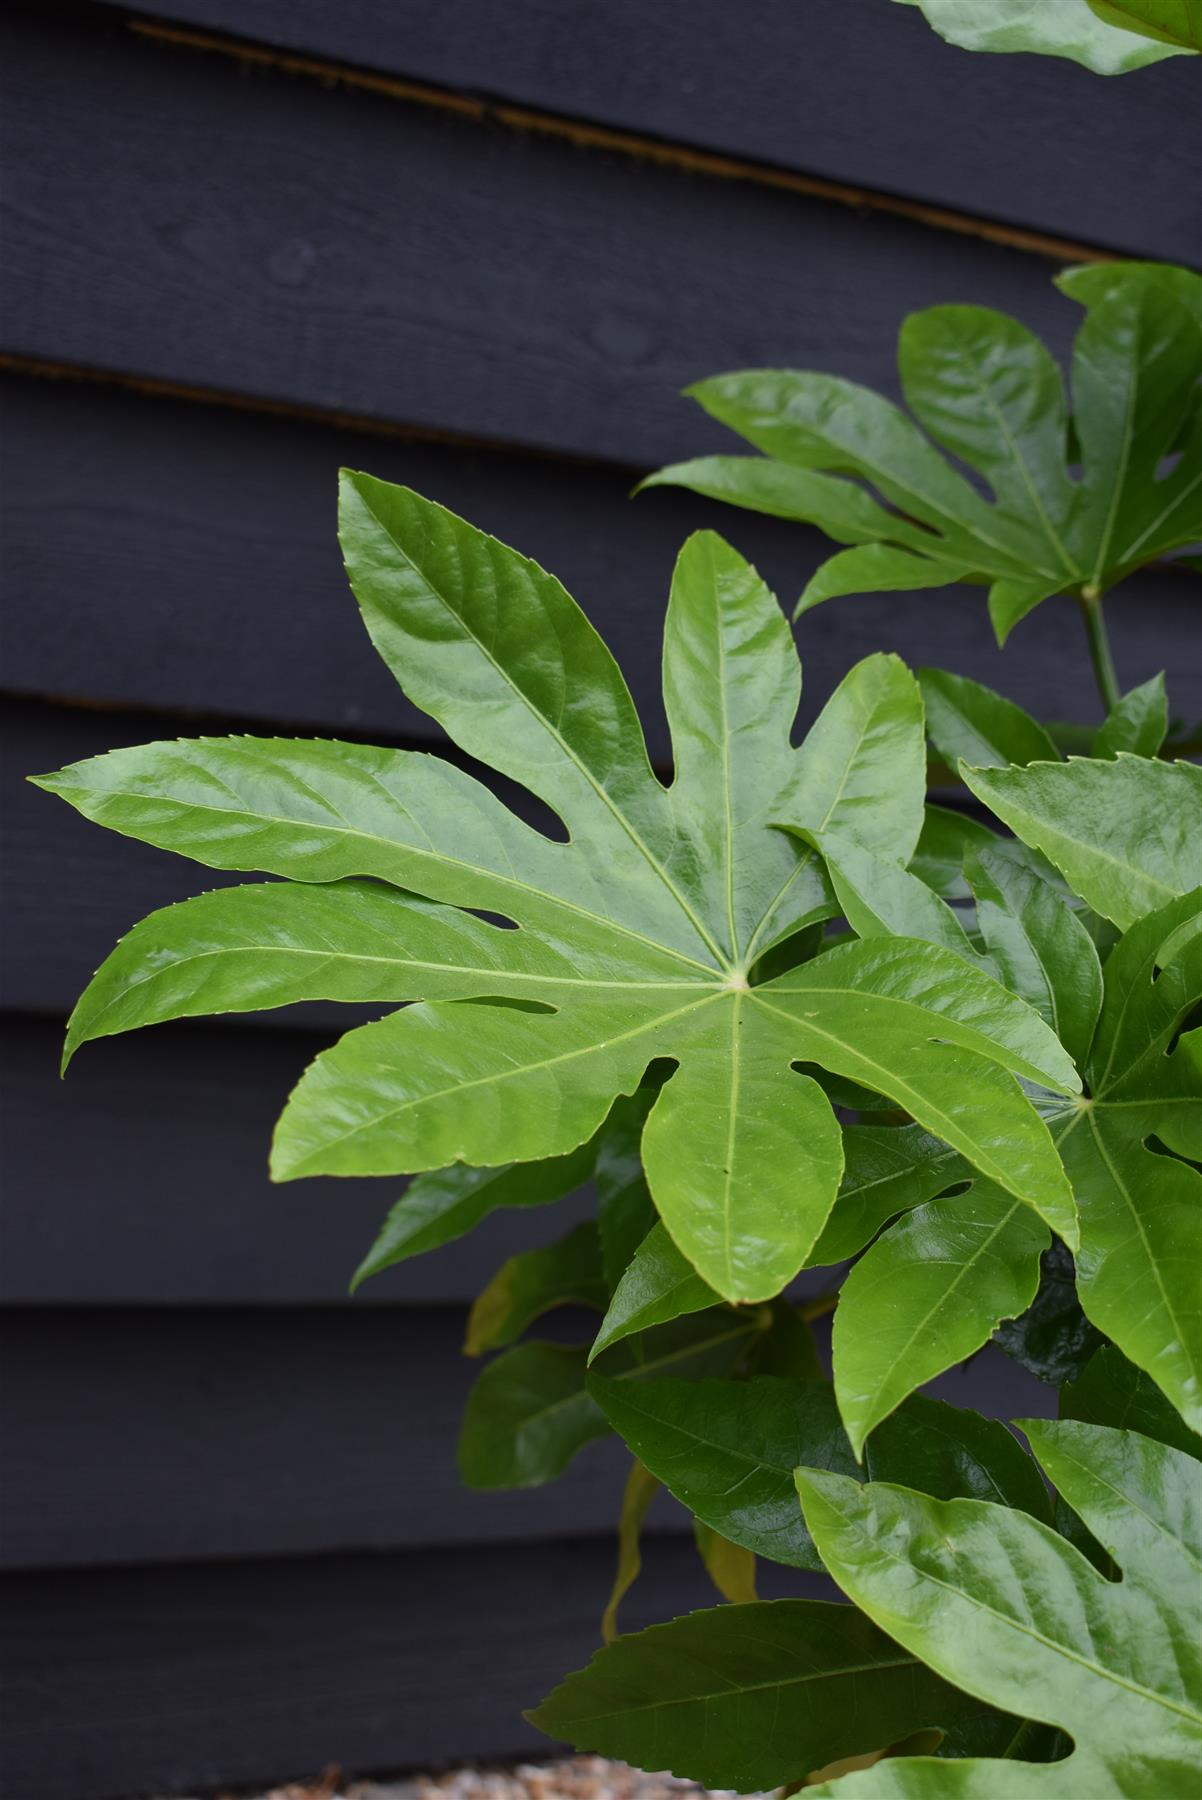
908,804 -> 999,901
807,1123 -> 969,1267
920,669 -> 1059,770
993,1239 -> 1106,1386
1060,1345 -> 1202,1459
464,1221 -> 608,1355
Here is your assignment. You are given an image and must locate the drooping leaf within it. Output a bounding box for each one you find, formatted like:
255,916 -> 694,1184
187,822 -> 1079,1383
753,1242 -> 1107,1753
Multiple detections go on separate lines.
1047,890 -> 1202,1431
965,842 -> 1103,1067
693,1520 -> 758,1604
589,1222 -> 717,1362
589,1373 -> 1051,1571
907,804 -> 999,901
601,1459 -> 661,1643
1093,673 -> 1169,759
993,1239 -> 1106,1386
1061,1344 -> 1202,1459
892,0 -> 1191,70
41,488 -> 1076,1313
464,1221 -> 608,1355
528,1598 -> 1026,1790
645,264 -> 1202,643
963,755 -> 1202,930
798,1422 -> 1202,1796
919,669 -> 1059,771
832,1181 -> 1050,1455
808,1123 -> 970,1267
350,1144 -> 595,1291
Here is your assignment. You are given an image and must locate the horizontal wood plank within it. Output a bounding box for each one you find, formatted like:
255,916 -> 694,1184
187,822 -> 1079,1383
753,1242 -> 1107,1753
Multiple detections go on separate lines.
2,9 -> 1116,469
86,0 -> 1201,261
1,1536 -> 823,1800
0,1015 -> 603,1305
4,377 -> 1198,749
0,1308 -> 1053,1571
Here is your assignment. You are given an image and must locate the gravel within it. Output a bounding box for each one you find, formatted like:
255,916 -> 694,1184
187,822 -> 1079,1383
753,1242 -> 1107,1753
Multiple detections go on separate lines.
156,1756 -> 769,1800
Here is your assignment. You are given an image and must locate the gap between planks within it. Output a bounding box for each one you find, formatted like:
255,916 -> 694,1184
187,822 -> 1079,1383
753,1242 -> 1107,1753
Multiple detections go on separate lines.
118,11 -> 1111,269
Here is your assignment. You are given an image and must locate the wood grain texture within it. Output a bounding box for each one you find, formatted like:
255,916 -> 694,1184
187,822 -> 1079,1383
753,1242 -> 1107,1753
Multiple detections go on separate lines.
0,1308 -> 1053,1571
84,0 -> 1202,261
2,1537 -> 824,1800
2,9 -> 1111,469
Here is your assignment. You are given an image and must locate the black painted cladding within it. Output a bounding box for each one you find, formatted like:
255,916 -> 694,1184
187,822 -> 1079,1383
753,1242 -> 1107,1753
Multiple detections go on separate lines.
0,3 -> 1196,1794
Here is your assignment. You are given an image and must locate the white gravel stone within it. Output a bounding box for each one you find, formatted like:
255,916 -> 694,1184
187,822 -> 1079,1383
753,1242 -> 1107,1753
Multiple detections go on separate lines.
149,1755 -> 771,1800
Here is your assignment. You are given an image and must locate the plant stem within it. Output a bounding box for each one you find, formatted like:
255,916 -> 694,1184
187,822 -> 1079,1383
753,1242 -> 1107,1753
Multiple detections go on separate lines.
1078,588 -> 1121,715
800,1290 -> 838,1323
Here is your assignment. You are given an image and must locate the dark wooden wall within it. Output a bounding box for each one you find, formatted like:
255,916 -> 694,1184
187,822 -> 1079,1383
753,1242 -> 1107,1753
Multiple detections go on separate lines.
1,5 -> 1198,1796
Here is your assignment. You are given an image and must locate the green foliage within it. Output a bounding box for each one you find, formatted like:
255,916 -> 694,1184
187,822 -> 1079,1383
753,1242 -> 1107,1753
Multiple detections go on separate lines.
892,0 -> 1196,68
798,1422 -> 1202,1795
37,483 -> 1077,1311
644,262 -> 1202,649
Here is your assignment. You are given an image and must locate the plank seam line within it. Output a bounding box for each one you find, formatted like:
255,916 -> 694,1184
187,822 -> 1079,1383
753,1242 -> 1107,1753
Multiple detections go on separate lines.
119,12 -> 1111,267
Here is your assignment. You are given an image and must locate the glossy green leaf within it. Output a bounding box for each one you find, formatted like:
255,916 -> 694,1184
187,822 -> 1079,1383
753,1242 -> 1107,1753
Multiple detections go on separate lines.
1049,891 -> 1202,1431
1093,673 -> 1169,759
993,1240 -> 1105,1386
1061,1344 -> 1202,1460
919,669 -> 1059,771
798,1422 -> 1202,1796
350,1145 -> 595,1291
601,1459 -> 661,1643
693,1519 -> 758,1604
593,1088 -> 659,1292
43,491 -> 1075,1311
892,0 -> 1190,69
529,1598 -> 1024,1790
1086,0 -> 1202,49
589,1222 -> 717,1362
806,830 -> 982,964
589,1372 -> 1052,1571
647,265 -> 1202,642
965,842 -> 1103,1066
808,1124 -> 970,1267
464,1221 -> 607,1355
907,805 -> 999,902
963,755 -> 1202,930
833,1181 -> 1050,1454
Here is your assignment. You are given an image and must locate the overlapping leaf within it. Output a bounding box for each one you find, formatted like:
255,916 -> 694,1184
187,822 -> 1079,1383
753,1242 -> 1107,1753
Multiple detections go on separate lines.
36,482 -> 1077,1308
798,1422 -> 1202,1796
891,0 -> 1196,68
644,262 -> 1202,643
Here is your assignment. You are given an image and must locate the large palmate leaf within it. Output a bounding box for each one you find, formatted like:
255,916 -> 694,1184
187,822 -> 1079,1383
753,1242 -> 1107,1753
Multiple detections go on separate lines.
798,1422 -> 1202,1796
1044,889 -> 1202,1431
588,1373 -> 1050,1570
529,1598 -> 1033,1790
963,755 -> 1202,930
644,262 -> 1202,644
892,0 -> 1195,68
37,482 -> 1077,1307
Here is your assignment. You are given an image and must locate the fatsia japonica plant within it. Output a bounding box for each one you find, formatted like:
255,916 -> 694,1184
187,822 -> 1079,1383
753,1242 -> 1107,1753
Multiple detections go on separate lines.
35,473 -> 1200,1778
893,0 -> 1202,70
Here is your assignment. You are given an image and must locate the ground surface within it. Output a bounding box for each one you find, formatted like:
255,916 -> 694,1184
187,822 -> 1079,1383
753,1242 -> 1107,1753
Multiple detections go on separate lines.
153,1757 -> 766,1800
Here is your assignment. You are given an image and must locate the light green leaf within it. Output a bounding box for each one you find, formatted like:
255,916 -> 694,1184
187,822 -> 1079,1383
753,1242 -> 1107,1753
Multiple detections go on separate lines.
654,266 -> 1202,642
798,1423 -> 1202,1796
464,1221 -> 607,1355
590,1221 -> 717,1362
350,1146 -> 595,1291
892,0 -> 1190,69
808,1124 -> 970,1266
963,755 -> 1202,930
919,669 -> 1059,770
601,1459 -> 661,1643
42,487 -> 1078,1318
907,804 -> 999,902
1092,673 -> 1169,759
832,1182 -> 1050,1455
528,1598 -> 1023,1790
810,830 -> 983,963
589,1372 -> 1051,1570
965,843 -> 1103,1067
693,1519 -> 758,1604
